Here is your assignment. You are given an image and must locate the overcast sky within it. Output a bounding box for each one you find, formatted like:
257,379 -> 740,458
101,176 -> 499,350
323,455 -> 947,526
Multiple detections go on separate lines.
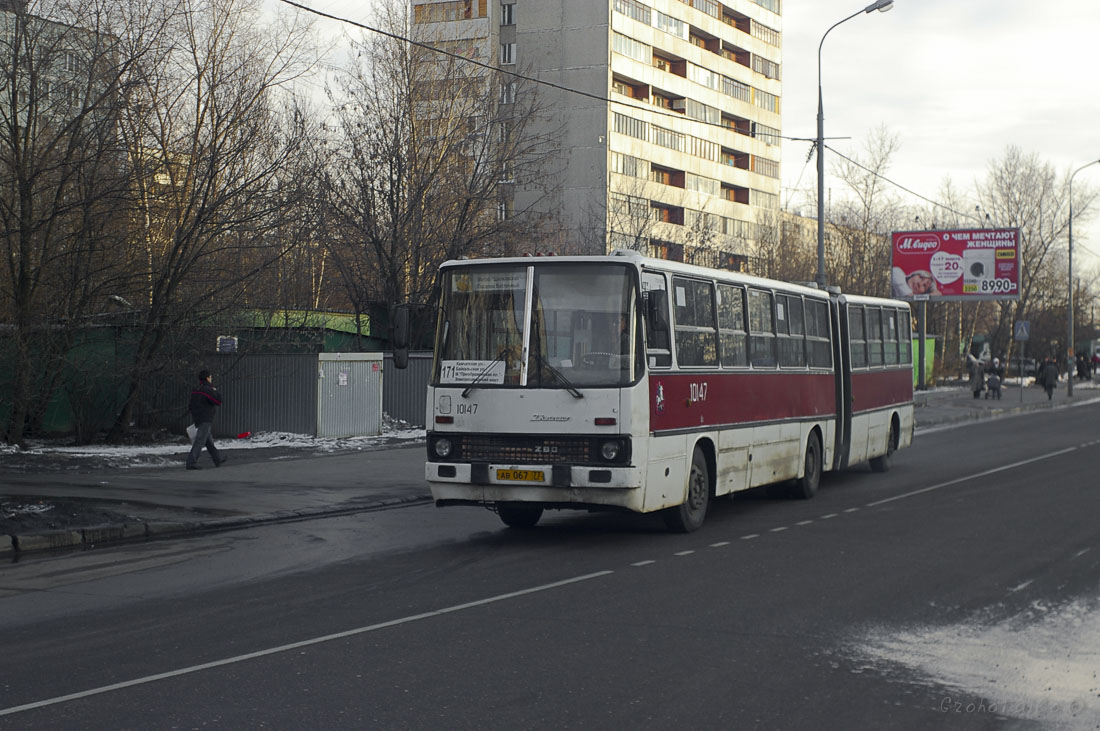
276,0 -> 1100,267
780,0 -> 1100,266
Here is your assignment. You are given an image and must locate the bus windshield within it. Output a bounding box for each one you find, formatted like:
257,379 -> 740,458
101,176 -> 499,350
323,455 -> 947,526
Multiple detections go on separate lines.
434,262 -> 640,388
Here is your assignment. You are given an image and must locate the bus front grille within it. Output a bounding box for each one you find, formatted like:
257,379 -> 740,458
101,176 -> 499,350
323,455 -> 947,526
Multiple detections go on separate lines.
460,435 -> 591,464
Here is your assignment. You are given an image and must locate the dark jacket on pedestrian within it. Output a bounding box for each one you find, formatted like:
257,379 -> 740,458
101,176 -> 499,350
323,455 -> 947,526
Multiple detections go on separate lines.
1039,361 -> 1058,391
189,382 -> 223,424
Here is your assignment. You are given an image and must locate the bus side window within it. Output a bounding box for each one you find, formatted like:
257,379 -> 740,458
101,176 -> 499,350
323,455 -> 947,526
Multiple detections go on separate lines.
805,298 -> 832,369
867,307 -> 884,366
748,289 -> 776,368
850,306 -> 867,368
672,277 -> 717,367
643,273 -> 672,368
884,309 -> 899,365
717,284 -> 747,367
898,308 -> 913,364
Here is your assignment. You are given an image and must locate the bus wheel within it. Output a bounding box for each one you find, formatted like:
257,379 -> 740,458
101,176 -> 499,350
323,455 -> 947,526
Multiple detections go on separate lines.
663,447 -> 710,533
791,432 -> 822,500
497,502 -> 543,529
870,420 -> 899,473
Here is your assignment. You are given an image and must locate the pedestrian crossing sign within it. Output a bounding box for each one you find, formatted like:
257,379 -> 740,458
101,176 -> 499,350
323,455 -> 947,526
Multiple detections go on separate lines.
1014,321 -> 1030,341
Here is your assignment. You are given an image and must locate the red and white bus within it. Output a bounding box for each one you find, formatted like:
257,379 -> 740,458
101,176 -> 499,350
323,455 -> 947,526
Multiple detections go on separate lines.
417,251 -> 913,532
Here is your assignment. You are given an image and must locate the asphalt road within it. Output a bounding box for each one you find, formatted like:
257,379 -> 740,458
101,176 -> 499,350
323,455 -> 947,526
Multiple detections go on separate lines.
2,405 -> 1099,729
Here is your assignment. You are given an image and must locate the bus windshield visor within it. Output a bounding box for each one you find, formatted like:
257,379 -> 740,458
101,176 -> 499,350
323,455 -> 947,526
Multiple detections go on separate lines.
434,263 -> 640,388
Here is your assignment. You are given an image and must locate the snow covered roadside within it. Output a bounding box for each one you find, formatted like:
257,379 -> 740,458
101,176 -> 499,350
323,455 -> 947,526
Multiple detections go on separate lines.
852,599 -> 1100,726
0,416 -> 425,471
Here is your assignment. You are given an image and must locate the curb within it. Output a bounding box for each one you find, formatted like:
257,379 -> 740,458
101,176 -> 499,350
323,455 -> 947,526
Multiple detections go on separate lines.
3,494 -> 433,558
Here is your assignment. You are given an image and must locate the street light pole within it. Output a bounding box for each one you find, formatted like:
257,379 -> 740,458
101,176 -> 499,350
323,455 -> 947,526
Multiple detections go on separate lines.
816,0 -> 895,288
1067,159 -> 1100,397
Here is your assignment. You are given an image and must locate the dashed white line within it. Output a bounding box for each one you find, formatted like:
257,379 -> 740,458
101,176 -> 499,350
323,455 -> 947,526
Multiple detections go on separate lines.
631,560 -> 655,567
741,534 -> 760,540
820,513 -> 838,519
674,550 -> 695,556
0,570 -> 614,717
796,520 -> 814,526
770,526 -> 789,533
844,508 -> 859,513
1008,580 -> 1033,593
710,541 -> 731,547
865,446 -> 1077,508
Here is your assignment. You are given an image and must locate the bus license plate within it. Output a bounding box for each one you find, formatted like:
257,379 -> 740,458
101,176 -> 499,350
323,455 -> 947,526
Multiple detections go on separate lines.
496,469 -> 545,482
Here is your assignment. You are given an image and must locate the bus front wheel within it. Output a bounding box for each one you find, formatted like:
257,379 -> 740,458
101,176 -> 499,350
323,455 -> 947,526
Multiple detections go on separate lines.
791,432 -> 822,500
663,447 -> 710,533
496,502 -> 543,529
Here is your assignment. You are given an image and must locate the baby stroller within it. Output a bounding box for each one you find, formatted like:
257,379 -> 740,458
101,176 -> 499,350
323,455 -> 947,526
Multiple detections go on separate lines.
985,372 -> 1002,399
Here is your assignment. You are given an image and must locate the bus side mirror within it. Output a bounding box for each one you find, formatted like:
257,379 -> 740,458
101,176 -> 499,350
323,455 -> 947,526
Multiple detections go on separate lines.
393,304 -> 409,370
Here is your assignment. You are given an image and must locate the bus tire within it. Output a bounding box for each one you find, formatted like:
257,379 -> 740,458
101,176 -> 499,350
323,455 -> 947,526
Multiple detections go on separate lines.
497,502 -> 543,529
663,447 -> 710,533
870,419 -> 899,473
791,431 -> 822,500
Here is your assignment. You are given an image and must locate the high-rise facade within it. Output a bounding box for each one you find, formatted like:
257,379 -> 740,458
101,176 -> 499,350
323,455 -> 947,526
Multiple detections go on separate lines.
411,0 -> 782,266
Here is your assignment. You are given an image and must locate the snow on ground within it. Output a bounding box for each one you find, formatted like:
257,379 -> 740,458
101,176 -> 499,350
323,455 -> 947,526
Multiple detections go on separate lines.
0,416 -> 425,470
853,599 -> 1100,727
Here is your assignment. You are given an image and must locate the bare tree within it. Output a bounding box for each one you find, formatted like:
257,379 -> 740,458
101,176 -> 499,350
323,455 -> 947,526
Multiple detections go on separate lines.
0,0 -> 159,445
106,0 -> 319,438
320,1 -> 558,346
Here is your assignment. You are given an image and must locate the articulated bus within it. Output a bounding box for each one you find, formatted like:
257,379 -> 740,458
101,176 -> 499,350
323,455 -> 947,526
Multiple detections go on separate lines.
417,251 -> 913,532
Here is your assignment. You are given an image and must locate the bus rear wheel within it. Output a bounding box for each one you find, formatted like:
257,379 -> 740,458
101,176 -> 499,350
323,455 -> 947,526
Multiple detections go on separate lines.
663,447 -> 710,533
870,419 -> 899,473
496,502 -> 543,529
791,432 -> 822,500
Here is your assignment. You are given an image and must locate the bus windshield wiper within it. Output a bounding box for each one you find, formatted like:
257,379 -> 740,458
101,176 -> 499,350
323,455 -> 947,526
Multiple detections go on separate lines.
461,350 -> 507,398
532,351 -> 583,399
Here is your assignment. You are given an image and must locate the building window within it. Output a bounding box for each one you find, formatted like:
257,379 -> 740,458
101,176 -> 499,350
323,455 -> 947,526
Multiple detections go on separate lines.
754,88 -> 779,114
612,112 -> 648,140
655,11 -> 687,40
612,32 -> 651,63
500,2 -> 514,25
611,152 -> 649,179
752,55 -> 780,80
500,43 -> 515,65
499,82 -> 516,104
751,156 -> 779,179
613,0 -> 651,25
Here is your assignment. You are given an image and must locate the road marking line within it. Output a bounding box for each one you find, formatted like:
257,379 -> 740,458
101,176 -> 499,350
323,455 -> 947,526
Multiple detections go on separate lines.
741,534 -> 759,540
865,447 -> 1077,508
674,550 -> 695,556
1073,548 -> 1090,559
631,560 -> 655,567
769,526 -> 788,533
0,570 -> 614,717
844,508 -> 859,513
796,520 -> 813,526
709,541 -> 730,547
1008,580 -> 1033,593
820,513 -> 838,519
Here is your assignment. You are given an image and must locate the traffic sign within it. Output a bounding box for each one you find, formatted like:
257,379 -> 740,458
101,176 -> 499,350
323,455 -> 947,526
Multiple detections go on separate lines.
1014,321 -> 1030,342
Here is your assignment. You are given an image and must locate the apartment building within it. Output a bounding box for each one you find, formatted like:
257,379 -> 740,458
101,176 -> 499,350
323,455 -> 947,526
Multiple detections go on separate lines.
411,0 -> 782,266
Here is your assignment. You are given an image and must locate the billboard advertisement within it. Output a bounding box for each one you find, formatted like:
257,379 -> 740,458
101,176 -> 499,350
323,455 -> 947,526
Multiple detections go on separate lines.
890,228 -> 1020,301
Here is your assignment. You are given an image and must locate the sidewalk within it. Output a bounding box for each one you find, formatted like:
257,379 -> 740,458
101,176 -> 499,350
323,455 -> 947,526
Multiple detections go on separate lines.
4,379 -> 1099,557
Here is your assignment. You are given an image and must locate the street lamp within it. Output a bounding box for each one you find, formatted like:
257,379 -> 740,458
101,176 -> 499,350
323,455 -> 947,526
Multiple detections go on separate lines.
1067,158 -> 1100,397
816,0 -> 895,288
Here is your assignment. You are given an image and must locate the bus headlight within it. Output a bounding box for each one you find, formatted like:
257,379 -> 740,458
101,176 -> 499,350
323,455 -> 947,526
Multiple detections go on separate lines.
433,437 -> 453,459
600,440 -> 621,461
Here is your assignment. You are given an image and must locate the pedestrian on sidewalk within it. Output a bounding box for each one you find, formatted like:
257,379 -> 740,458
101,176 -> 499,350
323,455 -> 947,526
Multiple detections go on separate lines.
1038,358 -> 1058,401
967,353 -> 985,399
985,357 -> 1004,399
186,369 -> 226,470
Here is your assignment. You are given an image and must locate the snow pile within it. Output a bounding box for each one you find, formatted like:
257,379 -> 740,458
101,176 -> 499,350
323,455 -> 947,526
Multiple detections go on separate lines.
855,599 -> 1100,725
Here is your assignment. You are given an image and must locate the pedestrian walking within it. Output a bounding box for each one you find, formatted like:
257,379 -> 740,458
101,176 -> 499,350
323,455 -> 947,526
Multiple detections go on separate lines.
186,369 -> 226,470
967,353 -> 985,399
1038,358 -> 1058,401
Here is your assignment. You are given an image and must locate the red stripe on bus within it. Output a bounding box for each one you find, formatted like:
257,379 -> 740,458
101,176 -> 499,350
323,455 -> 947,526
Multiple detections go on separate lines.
851,369 -> 913,413
649,372 -> 838,431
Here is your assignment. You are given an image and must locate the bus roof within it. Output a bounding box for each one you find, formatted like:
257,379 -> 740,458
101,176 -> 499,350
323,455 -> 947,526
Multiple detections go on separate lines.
439,251 -> 832,300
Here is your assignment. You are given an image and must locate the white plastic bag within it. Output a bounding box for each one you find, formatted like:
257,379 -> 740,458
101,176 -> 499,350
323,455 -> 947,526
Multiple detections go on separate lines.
186,423 -> 198,443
